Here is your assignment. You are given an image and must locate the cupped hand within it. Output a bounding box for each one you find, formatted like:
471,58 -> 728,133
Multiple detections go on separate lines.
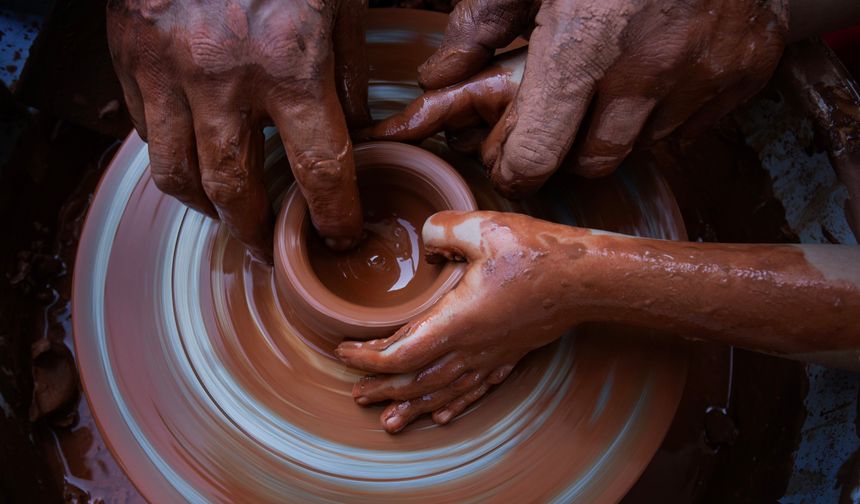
374,0 -> 789,198
335,210 -> 592,433
107,0 -> 371,260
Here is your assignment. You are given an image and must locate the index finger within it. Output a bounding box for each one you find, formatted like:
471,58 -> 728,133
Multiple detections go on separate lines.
418,0 -> 536,89
267,63 -> 363,249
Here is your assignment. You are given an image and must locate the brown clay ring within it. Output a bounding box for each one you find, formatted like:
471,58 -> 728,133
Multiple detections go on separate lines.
274,142 -> 476,340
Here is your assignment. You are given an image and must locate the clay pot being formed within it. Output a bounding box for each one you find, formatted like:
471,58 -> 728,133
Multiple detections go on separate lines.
274,141 -> 477,340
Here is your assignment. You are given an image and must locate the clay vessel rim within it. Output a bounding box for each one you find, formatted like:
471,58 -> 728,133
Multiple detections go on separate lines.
274,141 -> 477,325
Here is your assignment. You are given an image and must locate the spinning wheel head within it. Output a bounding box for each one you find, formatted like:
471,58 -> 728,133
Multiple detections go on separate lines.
73,9 -> 688,503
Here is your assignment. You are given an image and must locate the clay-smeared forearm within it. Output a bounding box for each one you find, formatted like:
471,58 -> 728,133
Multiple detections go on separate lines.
568,233 -> 860,369
337,211 -> 860,432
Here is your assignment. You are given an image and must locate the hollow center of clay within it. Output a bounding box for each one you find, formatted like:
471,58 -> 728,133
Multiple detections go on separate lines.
306,165 -> 443,308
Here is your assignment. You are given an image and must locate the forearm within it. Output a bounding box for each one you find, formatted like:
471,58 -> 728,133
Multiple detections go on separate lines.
788,0 -> 860,42
569,232 -> 860,368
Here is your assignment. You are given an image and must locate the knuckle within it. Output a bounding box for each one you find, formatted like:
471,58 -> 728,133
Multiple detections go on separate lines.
201,171 -> 248,207
259,16 -> 327,81
452,371 -> 482,393
502,141 -> 558,180
296,158 -> 349,190
151,168 -> 194,196
187,35 -> 228,70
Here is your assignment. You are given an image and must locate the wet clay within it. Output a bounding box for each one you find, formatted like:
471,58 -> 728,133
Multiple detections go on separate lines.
107,0 -> 368,257
413,0 -> 789,200
0,119 -> 143,501
307,169 -> 441,308
275,142 -> 476,340
363,211 -> 860,368
72,10 -> 689,502
336,199 -> 859,432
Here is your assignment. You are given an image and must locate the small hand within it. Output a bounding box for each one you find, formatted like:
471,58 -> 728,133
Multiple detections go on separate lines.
107,0 -> 370,260
391,0 -> 789,198
336,211 -> 590,433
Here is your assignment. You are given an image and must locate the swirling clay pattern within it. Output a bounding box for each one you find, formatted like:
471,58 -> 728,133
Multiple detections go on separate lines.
73,10 -> 688,503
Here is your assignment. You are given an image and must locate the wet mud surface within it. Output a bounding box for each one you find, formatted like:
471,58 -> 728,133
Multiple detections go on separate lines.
0,5 -> 816,503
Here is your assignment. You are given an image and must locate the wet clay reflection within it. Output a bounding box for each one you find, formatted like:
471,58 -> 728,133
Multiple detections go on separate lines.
72,10 -> 688,503
308,168 -> 441,308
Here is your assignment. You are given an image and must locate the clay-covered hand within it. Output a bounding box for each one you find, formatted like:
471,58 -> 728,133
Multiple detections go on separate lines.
335,210 -> 588,433
381,0 -> 789,198
106,0 -> 371,260
358,48 -> 524,157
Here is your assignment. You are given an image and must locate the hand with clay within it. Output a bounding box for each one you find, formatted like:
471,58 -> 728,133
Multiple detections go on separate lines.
337,211 -> 860,433
364,0 -> 792,198
106,0 -> 370,260
357,48 -> 524,157
336,211 -> 583,433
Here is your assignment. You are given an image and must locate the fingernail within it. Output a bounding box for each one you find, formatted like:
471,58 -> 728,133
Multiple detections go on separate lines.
356,396 -> 370,406
334,348 -> 350,362
436,410 -> 453,424
384,415 -> 402,432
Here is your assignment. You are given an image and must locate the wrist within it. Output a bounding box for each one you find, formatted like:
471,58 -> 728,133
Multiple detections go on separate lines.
558,231 -> 678,328
552,229 -> 630,327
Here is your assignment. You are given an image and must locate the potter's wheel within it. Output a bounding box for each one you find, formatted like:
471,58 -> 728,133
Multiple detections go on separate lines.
73,10 -> 688,503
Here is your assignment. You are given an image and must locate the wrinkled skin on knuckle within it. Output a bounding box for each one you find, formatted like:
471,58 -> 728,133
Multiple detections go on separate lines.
565,0 -> 788,147
150,154 -> 194,196
202,172 -> 249,209
292,151 -> 360,237
200,141 -> 247,207
457,0 -> 527,47
493,125 -> 564,198
256,5 -> 333,82
151,170 -> 192,197
294,154 -> 350,193
113,0 -> 333,86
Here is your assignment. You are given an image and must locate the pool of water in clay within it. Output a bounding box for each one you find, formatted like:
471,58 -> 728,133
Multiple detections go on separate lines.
4,5 -> 802,502
307,169 -> 441,308
71,10 -> 689,502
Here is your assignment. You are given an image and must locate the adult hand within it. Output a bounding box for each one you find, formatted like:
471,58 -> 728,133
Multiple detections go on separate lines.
357,48 -> 524,157
405,0 -> 789,198
335,211 -> 591,433
107,0 -> 370,260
